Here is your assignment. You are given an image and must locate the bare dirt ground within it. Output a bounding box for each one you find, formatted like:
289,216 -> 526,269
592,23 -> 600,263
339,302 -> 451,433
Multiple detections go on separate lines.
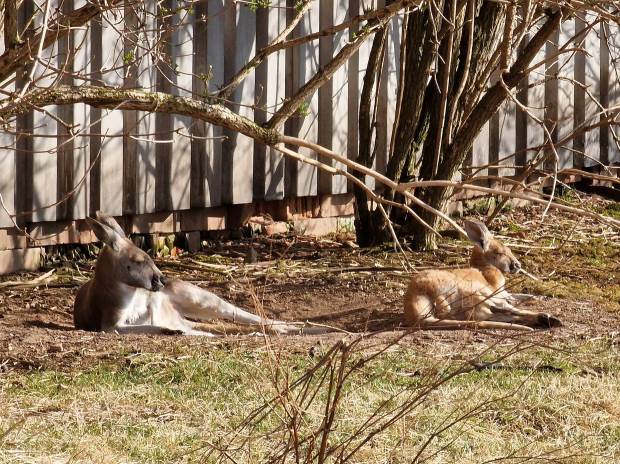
1,201 -> 619,373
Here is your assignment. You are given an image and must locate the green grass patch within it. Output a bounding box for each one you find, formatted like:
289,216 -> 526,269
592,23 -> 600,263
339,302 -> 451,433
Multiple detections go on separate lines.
517,278 -> 620,309
597,201 -> 620,219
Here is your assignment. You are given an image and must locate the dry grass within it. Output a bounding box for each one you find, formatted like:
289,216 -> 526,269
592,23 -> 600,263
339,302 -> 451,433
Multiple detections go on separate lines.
1,336 -> 618,463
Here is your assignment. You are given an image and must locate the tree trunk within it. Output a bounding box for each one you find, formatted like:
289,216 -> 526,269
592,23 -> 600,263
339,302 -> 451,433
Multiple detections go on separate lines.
408,6 -> 564,250
354,4 -> 446,246
353,28 -> 389,247
407,1 -> 506,249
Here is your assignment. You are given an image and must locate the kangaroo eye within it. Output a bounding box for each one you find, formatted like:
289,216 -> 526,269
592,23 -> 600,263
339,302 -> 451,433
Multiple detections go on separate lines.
127,265 -> 131,271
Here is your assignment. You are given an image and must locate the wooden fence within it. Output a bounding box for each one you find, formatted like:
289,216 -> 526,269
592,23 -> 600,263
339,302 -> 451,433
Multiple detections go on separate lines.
0,2 -> 619,246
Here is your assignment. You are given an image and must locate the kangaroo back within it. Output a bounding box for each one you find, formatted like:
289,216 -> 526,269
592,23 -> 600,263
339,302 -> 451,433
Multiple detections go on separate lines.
74,281 -> 101,331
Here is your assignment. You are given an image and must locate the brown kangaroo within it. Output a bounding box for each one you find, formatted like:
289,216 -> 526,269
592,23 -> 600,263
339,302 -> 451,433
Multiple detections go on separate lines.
404,219 -> 562,331
74,212 -> 321,336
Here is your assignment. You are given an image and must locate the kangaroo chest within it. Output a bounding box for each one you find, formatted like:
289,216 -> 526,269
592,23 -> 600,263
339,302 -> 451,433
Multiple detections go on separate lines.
118,289 -> 165,325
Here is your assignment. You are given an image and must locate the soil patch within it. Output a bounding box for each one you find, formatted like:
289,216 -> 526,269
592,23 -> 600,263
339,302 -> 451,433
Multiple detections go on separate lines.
1,203 -> 618,372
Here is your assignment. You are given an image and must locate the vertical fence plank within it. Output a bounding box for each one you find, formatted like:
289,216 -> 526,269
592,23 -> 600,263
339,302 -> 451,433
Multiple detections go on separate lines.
222,0 -> 255,205
545,29 -> 559,171
347,0 -> 360,193
15,106 -> 32,223
584,16 -> 601,168
255,3 -> 286,201
496,69 -> 517,177
471,122 -> 490,179
267,3 -> 287,201
57,0 -> 74,220
317,0 -> 333,195
253,6 -> 268,201
155,0 -> 174,212
206,0 -> 225,205
190,0 -> 224,208
72,0 -> 90,220
295,0 -> 319,197
0,119 -> 15,227
0,42 -> 16,228
284,0 -> 319,197
330,0 -> 350,194
606,22 -> 620,166
526,32 -> 545,167
375,0 -> 388,176
264,2 -> 287,202
31,0 -> 58,223
169,1 -> 193,211
123,2 -> 139,215
284,0 -> 296,197
88,14 -> 101,215
135,0 -> 157,214
515,76 -> 528,173
317,0 -> 349,195
573,16 -> 586,169
235,1 -> 255,205
497,44 -> 520,178
557,18 -> 575,170
600,23 -> 610,167
386,10 -> 401,180
489,98 -> 500,178
98,8 -> 124,216
489,69 -> 511,179
191,1 -> 208,208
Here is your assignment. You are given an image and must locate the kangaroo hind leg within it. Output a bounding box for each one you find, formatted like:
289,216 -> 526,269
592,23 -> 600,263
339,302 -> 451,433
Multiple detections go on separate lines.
163,280 -> 313,334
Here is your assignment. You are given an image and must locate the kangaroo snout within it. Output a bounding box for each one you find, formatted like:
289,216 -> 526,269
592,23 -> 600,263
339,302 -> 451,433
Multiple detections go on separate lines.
151,274 -> 166,291
509,260 -> 521,274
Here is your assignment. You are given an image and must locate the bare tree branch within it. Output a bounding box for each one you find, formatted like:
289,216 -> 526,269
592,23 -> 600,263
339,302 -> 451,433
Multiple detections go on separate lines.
400,179 -> 620,228
217,0 -> 312,101
266,0 -> 422,129
0,0 -> 124,84
445,6 -> 566,178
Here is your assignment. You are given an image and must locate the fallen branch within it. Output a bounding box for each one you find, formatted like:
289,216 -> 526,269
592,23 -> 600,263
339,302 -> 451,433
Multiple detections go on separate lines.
0,269 -> 55,289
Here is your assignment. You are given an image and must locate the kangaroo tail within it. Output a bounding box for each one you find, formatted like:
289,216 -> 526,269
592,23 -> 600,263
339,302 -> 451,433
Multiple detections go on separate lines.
414,317 -> 534,331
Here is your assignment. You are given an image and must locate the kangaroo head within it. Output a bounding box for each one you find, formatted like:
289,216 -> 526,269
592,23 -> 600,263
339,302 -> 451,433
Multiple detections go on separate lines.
87,212 -> 166,292
463,219 -> 521,274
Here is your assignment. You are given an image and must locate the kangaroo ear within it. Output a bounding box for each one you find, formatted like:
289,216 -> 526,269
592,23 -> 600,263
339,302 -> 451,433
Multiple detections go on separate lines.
463,219 -> 492,251
95,211 -> 126,238
87,217 -> 123,252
